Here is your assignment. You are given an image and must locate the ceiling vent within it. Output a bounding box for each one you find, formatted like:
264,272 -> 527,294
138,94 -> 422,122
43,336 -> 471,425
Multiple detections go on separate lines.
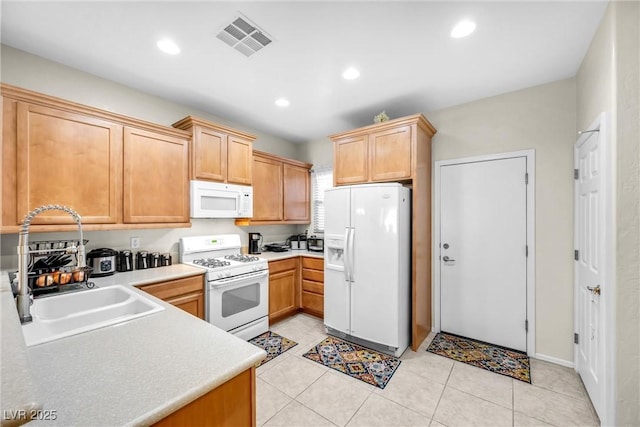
216,14 -> 273,57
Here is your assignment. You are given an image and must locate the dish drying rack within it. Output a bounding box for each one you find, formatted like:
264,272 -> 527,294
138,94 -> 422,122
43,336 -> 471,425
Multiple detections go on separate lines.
10,238 -> 95,297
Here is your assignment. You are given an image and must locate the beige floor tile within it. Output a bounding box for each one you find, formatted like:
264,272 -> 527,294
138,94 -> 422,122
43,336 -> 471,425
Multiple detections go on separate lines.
296,371 -> 373,426
446,362 -> 513,409
530,358 -> 587,400
264,400 -> 336,426
429,420 -> 446,427
256,351 -> 292,376
373,366 -> 446,418
432,386 -> 512,426
347,393 -> 431,426
400,349 -> 454,385
257,378 -> 293,426
513,380 -> 598,426
513,411 -> 554,426
260,354 -> 328,398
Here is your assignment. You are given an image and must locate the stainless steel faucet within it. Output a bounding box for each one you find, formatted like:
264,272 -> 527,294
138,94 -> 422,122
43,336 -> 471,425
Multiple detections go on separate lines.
16,205 -> 86,324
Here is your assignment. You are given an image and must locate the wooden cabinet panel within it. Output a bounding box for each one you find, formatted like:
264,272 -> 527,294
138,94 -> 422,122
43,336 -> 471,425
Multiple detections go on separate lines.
16,102 -> 122,224
302,257 -> 324,270
301,291 -> 323,317
334,135 -> 368,185
154,368 -> 255,426
302,268 -> 323,283
193,126 -> 226,181
283,163 -> 310,222
302,280 -> 323,295
123,127 -> 189,223
300,256 -> 324,319
227,136 -> 252,185
369,125 -> 412,181
252,156 -> 283,221
138,274 -> 205,320
268,258 -> 299,323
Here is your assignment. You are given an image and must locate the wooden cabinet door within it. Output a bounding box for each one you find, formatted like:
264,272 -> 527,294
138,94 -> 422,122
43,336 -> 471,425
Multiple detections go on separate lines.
123,127 -> 189,223
334,135 -> 368,184
16,103 -> 122,224
227,136 -> 252,185
166,292 -> 205,319
283,163 -> 310,222
369,125 -> 412,181
252,155 -> 283,221
193,125 -> 226,182
268,259 -> 299,323
138,275 -> 205,320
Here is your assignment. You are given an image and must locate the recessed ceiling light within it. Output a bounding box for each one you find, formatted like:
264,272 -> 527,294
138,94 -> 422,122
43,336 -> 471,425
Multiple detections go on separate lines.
157,38 -> 181,55
342,67 -> 360,80
450,20 -> 476,38
275,98 -> 290,107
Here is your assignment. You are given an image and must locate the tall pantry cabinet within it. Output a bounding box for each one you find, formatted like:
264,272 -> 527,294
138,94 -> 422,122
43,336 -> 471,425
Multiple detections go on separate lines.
329,114 -> 436,351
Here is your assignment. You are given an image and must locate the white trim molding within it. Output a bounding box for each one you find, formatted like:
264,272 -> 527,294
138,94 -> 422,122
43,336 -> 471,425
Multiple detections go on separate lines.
433,149 -> 536,357
534,353 -> 574,368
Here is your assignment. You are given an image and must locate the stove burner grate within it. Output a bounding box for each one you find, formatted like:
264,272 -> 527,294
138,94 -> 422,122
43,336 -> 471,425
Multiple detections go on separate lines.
193,258 -> 232,269
224,254 -> 261,263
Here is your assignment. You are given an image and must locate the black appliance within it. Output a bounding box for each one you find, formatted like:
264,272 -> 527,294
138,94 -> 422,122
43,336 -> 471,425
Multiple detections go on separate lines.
136,251 -> 149,269
117,250 -> 134,272
248,233 -> 263,254
288,234 -> 307,250
264,243 -> 289,252
307,236 -> 324,252
86,248 -> 118,277
161,253 -> 172,266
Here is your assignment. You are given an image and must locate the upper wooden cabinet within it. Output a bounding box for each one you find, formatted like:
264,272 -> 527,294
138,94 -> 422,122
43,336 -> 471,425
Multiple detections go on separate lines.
237,150 -> 311,225
123,127 -> 189,223
330,114 -> 436,185
1,84 -> 191,233
172,116 -> 255,185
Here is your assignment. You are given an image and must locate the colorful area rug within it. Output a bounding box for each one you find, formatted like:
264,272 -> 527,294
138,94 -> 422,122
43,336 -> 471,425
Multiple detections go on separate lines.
249,331 -> 298,367
427,332 -> 531,383
303,336 -> 401,389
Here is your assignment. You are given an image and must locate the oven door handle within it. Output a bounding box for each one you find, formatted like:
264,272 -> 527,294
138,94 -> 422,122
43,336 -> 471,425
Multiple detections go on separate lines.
209,270 -> 268,289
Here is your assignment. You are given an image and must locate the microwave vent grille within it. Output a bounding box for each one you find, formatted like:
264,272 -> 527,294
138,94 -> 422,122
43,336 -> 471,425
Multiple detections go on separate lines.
216,14 -> 273,57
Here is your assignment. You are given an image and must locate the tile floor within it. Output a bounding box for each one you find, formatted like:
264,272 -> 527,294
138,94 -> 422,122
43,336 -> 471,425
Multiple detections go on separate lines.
256,313 -> 600,427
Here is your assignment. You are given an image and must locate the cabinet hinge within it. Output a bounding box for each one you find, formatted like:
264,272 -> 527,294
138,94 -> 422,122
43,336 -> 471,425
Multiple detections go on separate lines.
525,173 -> 529,184
574,333 -> 579,344
574,169 -> 579,180
525,320 -> 529,332
574,250 -> 579,261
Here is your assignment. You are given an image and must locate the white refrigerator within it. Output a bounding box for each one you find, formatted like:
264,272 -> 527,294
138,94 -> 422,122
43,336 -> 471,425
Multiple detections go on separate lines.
324,183 -> 411,357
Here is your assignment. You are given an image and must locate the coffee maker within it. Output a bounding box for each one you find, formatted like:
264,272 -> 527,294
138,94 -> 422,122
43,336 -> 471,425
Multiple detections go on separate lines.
248,233 -> 263,254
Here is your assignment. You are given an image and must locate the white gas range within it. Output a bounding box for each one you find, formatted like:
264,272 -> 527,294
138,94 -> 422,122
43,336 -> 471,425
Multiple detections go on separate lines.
179,234 -> 269,340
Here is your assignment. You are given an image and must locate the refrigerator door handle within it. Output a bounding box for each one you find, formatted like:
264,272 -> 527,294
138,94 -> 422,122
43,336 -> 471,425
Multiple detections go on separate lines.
348,227 -> 355,282
343,227 -> 351,282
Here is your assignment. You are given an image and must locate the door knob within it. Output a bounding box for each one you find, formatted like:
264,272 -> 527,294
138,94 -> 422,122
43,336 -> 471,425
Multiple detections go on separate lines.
587,285 -> 601,295
443,256 -> 456,262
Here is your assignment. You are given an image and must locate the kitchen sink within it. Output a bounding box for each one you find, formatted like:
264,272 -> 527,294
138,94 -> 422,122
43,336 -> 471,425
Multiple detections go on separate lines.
22,285 -> 164,347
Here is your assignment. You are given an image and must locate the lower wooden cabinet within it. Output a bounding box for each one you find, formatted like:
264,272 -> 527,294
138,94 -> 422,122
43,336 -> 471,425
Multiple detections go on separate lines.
138,274 -> 205,320
268,258 -> 299,324
153,367 -> 256,427
301,257 -> 324,318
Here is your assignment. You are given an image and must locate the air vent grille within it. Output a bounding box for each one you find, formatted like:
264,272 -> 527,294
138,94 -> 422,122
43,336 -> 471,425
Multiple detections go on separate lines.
216,14 -> 273,57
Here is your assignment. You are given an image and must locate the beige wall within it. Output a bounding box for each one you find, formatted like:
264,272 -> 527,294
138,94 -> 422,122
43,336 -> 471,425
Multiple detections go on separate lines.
0,45 -> 303,266
577,1 -> 640,425
428,79 -> 577,363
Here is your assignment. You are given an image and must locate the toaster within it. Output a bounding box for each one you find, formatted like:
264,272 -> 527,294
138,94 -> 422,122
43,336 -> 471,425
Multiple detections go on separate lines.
307,236 -> 324,252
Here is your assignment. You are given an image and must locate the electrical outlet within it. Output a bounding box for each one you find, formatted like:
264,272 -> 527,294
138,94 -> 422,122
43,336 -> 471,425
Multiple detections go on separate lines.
130,237 -> 141,249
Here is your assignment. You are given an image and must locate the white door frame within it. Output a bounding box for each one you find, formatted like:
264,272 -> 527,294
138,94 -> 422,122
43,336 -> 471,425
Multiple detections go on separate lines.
434,149 -> 536,356
573,112 -> 615,425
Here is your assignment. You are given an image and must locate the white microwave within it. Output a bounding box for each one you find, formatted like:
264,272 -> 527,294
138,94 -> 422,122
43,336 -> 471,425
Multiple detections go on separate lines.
190,180 -> 253,218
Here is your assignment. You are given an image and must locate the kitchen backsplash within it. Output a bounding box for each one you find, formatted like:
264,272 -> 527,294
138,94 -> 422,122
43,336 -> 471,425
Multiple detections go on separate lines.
0,219 -> 304,270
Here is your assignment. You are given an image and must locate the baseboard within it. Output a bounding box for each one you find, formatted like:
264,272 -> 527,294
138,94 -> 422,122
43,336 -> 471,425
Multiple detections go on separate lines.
534,353 -> 574,368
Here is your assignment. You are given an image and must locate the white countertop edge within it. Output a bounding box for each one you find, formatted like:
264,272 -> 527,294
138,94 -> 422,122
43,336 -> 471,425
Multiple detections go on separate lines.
90,264 -> 205,288
257,250 -> 324,261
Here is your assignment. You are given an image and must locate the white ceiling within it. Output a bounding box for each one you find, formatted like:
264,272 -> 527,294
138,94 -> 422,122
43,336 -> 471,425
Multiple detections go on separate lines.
1,1 -> 608,143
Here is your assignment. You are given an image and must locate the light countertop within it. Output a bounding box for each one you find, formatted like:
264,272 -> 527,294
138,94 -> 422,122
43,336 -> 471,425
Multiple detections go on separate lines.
257,250 -> 324,262
1,264 -> 265,426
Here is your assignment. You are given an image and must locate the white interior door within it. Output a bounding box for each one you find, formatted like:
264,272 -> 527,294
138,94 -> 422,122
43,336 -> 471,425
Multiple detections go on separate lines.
575,130 -> 604,417
440,157 -> 528,352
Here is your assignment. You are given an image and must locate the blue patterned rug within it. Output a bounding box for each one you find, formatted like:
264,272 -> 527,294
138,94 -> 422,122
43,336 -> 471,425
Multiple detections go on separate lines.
249,331 -> 298,367
303,336 -> 401,389
427,332 -> 531,383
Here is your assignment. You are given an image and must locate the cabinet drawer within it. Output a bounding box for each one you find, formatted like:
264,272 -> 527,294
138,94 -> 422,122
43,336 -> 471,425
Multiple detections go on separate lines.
301,291 -> 324,316
302,280 -> 323,295
302,268 -> 323,282
137,274 -> 204,301
302,257 -> 324,270
268,258 -> 298,274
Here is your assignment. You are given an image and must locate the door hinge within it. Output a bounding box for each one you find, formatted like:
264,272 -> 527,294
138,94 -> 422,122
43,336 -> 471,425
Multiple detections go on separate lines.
525,320 -> 529,332
525,173 -> 529,184
574,333 -> 579,344
574,250 -> 579,261
574,169 -> 579,180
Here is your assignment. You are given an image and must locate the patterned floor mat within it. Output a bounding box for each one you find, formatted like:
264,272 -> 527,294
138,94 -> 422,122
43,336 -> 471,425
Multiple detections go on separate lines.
303,336 -> 401,389
249,331 -> 298,367
427,332 -> 531,383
